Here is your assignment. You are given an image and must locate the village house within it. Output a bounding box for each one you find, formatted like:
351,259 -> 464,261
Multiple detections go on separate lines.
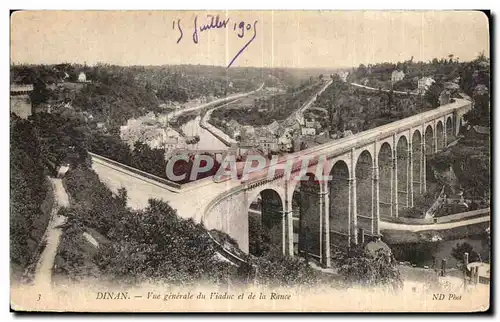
240,125 -> 256,141
417,76 -> 435,94
10,80 -> 34,119
301,127 -> 316,136
278,136 -> 293,152
391,70 -> 405,84
304,118 -> 316,129
266,120 -> 280,135
257,136 -> 279,155
338,71 -> 349,82
277,128 -> 294,152
164,136 -> 181,153
78,72 -> 87,82
227,119 -> 241,138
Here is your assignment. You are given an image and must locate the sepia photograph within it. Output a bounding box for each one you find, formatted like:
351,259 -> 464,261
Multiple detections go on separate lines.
9,9 -> 491,312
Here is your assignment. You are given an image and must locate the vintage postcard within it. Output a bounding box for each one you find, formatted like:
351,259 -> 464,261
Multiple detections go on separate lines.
10,10 -> 490,312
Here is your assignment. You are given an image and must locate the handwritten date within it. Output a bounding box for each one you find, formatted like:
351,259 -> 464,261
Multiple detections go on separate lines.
173,14 -> 258,68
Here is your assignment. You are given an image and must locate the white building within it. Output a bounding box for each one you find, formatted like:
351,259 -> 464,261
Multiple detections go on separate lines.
257,136 -> 279,155
164,136 -> 180,152
391,70 -> 405,84
338,71 -> 350,82
304,118 -> 316,128
417,77 -> 436,94
301,127 -> 316,136
78,72 -> 87,83
278,129 -> 294,152
241,125 -> 256,140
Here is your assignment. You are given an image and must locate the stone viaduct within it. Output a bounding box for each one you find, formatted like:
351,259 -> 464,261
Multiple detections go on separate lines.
91,99 -> 472,267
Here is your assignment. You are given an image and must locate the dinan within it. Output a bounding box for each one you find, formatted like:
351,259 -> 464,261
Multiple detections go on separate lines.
96,292 -> 130,300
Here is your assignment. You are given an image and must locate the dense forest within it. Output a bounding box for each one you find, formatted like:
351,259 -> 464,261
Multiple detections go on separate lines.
312,77 -> 427,135
11,64 -> 304,129
427,64 -> 491,206
10,115 -> 51,277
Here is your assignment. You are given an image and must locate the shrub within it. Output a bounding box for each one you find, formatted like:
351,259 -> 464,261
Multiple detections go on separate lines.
337,245 -> 403,290
250,253 -> 319,287
10,115 -> 50,274
451,242 -> 480,266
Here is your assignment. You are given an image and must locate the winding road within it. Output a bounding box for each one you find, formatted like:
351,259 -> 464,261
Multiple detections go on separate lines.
32,178 -> 68,288
350,82 -> 421,96
287,78 -> 333,126
167,83 -> 265,120
379,215 -> 490,232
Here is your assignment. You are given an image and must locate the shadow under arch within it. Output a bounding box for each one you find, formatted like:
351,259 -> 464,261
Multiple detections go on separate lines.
446,116 -> 453,141
412,130 -> 422,199
248,188 -> 284,257
436,121 -> 444,150
291,172 -> 322,260
328,160 -> 350,249
355,150 -> 373,243
397,135 -> 409,212
425,125 -> 434,155
378,142 -> 392,218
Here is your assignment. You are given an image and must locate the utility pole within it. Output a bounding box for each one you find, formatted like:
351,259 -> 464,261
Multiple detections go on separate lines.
463,252 -> 469,289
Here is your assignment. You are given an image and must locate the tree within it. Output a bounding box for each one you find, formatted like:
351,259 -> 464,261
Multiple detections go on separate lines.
328,103 -> 336,132
451,242 -> 480,265
337,112 -> 345,133
32,110 -> 90,168
337,245 -> 403,290
248,215 -> 270,256
30,80 -> 53,106
10,114 -> 49,274
424,82 -> 444,108
95,198 -> 237,285
250,253 -> 318,287
357,64 -> 368,79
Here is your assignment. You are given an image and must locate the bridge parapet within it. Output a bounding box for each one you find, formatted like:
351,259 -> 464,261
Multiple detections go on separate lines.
10,84 -> 34,94
90,152 -> 182,192
90,152 -> 224,193
291,99 -> 471,161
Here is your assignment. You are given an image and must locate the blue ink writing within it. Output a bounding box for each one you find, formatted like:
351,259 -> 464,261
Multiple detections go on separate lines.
174,14 -> 259,68
227,20 -> 257,68
173,19 -> 183,44
193,14 -> 230,44
234,21 -> 252,38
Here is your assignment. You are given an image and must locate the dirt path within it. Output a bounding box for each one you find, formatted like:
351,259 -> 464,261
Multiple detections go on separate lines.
32,178 -> 68,288
287,79 -> 333,126
350,82 -> 421,96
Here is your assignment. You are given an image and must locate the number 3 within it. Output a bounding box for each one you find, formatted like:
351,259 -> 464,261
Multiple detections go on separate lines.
37,294 -> 41,301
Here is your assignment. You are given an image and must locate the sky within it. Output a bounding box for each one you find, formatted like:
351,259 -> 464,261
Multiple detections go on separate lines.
10,10 -> 490,69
